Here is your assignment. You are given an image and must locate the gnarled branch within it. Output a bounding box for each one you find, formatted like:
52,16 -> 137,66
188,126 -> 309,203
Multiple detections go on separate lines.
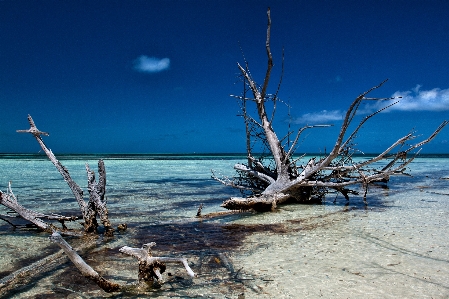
17,114 -> 113,233
216,8 -> 448,211
119,242 -> 196,285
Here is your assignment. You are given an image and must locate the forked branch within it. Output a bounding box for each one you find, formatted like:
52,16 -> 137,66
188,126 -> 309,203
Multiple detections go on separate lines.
216,8 -> 448,211
17,114 -> 112,234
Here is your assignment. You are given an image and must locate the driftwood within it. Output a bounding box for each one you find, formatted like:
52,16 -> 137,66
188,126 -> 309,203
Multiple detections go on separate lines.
49,232 -> 122,292
0,234 -> 102,294
213,8 -> 448,211
49,234 -> 196,292
0,207 -> 196,294
0,182 -> 78,232
16,114 -> 113,234
0,114 -> 197,295
120,242 -> 196,285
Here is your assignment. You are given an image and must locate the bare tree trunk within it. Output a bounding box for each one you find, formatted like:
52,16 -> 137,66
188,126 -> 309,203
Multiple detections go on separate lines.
86,161 -> 113,234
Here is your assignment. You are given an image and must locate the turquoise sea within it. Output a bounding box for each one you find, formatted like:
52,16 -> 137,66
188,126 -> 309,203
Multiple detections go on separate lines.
1,154 -> 449,298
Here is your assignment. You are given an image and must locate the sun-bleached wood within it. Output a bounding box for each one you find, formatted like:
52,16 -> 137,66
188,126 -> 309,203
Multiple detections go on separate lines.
120,242 -> 196,285
2,116 -> 197,294
213,8 -> 448,211
50,232 -> 121,292
0,182 -> 78,231
17,114 -> 113,234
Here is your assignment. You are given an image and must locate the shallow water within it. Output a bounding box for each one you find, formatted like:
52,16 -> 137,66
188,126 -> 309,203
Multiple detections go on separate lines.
1,155 -> 449,298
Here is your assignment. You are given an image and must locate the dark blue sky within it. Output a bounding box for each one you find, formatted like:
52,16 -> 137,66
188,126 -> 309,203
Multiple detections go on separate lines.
1,0 -> 448,153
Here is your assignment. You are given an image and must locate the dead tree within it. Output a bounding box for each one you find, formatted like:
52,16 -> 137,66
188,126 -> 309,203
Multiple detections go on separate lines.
1,115 -> 197,294
213,8 -> 448,211
16,114 -> 113,234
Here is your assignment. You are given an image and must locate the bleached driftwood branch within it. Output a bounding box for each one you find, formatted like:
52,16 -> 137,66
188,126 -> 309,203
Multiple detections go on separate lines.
3,115 -> 197,295
50,232 -> 121,292
17,114 -> 113,234
120,242 -> 195,285
0,182 -> 78,231
46,236 -> 197,293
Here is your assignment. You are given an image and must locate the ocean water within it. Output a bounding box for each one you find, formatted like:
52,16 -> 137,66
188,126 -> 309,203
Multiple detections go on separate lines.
0,154 -> 448,298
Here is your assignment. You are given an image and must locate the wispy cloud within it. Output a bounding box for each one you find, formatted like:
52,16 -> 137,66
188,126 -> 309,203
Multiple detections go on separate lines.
293,85 -> 449,124
385,85 -> 449,112
358,85 -> 449,114
133,55 -> 170,73
293,110 -> 344,124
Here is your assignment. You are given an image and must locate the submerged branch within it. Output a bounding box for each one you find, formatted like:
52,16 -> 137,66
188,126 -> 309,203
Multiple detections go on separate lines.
119,242 -> 196,285
0,182 -> 78,232
0,250 -> 67,293
50,232 -> 121,292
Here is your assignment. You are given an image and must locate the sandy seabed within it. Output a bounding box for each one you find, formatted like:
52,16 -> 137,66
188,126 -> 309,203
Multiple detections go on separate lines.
232,195 -> 449,299
1,157 -> 449,298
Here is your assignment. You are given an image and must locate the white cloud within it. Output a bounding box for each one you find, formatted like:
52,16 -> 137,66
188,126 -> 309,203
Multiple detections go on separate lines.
293,110 -> 344,124
362,85 -> 449,113
389,85 -> 449,111
133,55 -> 170,73
294,85 -> 449,124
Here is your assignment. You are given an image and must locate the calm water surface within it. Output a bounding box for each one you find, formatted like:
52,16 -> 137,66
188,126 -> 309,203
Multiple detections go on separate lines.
0,154 -> 448,298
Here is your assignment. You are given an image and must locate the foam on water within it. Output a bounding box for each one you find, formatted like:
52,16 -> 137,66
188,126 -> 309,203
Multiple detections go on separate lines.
1,155 -> 448,298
